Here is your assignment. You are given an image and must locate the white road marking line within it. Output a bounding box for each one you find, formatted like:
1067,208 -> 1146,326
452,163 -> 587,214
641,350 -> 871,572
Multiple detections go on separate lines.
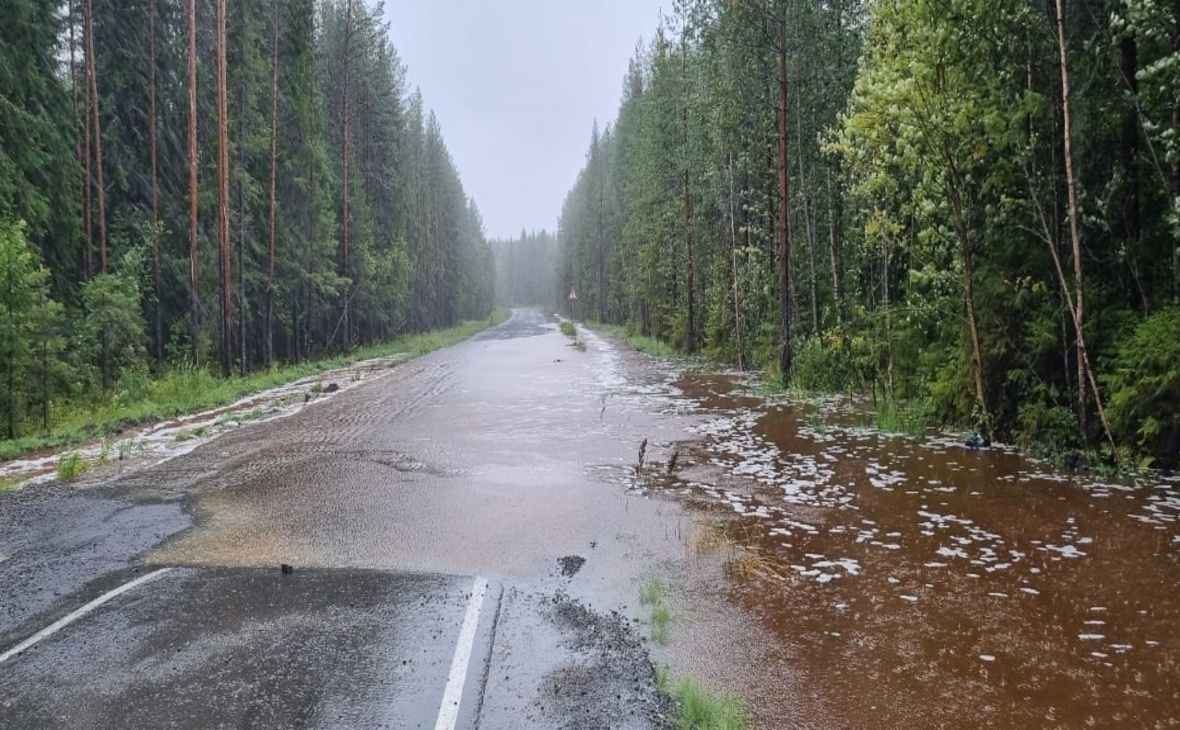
0,568 -> 173,664
434,576 -> 489,730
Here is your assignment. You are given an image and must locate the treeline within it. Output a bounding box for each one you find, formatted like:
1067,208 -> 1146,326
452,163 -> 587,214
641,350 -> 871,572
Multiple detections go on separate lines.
491,230 -> 558,307
556,0 -> 1180,461
1,0 -> 494,441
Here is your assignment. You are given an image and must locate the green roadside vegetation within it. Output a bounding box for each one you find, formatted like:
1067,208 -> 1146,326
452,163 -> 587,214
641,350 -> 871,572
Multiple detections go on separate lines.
0,475 -> 29,494
594,324 -> 678,360
639,576 -> 672,646
656,667 -> 749,730
641,579 -> 749,730
0,310 -> 508,462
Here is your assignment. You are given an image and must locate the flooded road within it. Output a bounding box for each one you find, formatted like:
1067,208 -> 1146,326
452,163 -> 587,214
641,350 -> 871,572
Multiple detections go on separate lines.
2,308 -> 1177,728
649,373 -> 1180,729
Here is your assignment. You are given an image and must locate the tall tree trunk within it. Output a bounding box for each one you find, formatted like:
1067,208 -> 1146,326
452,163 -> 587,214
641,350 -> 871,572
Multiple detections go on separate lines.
340,0 -> 352,349
68,1 -> 90,281
684,169 -> 695,352
267,0 -> 279,368
728,152 -> 744,370
1174,0 -> 1180,304
188,0 -> 200,368
1119,33 -> 1145,311
5,274 -> 13,440
826,162 -> 843,323
776,14 -> 793,384
1055,0 -> 1119,457
217,0 -> 232,377
1055,0 -> 1088,438
237,53 -> 247,377
806,193 -> 818,333
957,210 -> 987,428
84,0 -> 107,272
150,0 -> 162,365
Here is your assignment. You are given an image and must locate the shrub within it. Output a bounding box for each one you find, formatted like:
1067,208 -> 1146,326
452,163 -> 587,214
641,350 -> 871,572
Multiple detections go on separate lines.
1104,307 -> 1180,461
57,452 -> 88,483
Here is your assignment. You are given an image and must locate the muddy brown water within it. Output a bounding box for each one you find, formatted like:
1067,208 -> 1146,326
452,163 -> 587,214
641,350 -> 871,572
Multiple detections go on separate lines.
652,372 -> 1180,729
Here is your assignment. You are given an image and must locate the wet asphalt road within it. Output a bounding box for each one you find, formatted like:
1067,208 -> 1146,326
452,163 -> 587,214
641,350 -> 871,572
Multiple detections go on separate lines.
0,309 -> 683,730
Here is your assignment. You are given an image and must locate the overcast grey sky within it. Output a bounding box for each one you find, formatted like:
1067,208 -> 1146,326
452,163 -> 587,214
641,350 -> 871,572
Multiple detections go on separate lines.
383,1 -> 667,240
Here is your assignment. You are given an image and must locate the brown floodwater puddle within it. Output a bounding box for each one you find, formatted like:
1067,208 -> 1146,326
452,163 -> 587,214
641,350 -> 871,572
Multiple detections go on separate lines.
652,371 -> 1179,729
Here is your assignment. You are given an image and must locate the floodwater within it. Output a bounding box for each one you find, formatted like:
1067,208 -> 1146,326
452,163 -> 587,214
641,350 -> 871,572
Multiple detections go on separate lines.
648,371 -> 1180,729
10,308 -> 1175,728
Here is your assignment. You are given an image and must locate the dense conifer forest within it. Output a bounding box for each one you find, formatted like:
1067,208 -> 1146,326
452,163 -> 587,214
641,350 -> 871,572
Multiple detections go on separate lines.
531,0 -> 1180,463
1,0 -> 494,444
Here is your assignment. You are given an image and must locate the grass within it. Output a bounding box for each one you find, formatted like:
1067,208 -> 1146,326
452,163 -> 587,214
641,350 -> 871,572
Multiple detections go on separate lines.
595,323 -> 678,359
560,320 -> 577,338
670,676 -> 749,730
56,452 -> 89,483
0,309 -> 509,462
656,665 -> 749,730
0,474 -> 29,494
639,576 -> 672,645
871,397 -> 934,437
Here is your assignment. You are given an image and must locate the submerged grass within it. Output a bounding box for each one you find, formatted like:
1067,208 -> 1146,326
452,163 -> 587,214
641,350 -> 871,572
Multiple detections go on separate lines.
0,474 -> 29,494
871,397 -> 935,437
0,310 -> 509,462
639,576 -> 672,645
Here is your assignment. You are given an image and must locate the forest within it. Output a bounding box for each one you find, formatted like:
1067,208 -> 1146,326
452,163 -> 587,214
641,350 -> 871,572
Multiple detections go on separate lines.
1,1 -> 495,445
543,0 -> 1180,464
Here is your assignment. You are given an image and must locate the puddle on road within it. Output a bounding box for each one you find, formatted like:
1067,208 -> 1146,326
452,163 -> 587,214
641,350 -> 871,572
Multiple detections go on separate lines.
642,370 -> 1180,729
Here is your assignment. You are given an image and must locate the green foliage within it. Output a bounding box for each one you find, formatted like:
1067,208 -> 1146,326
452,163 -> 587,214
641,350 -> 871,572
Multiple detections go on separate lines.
639,577 -> 672,645
596,324 -> 678,359
549,0 -> 1180,461
56,453 -> 88,483
665,675 -> 749,730
1105,308 -> 1180,458
0,218 -> 64,439
789,331 -> 865,393
560,321 -> 576,338
82,245 -> 148,392
872,398 -> 934,438
0,0 -> 498,447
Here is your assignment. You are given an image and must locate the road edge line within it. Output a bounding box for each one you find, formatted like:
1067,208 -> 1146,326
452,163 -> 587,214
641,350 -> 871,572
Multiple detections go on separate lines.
0,567 -> 173,664
434,576 -> 489,730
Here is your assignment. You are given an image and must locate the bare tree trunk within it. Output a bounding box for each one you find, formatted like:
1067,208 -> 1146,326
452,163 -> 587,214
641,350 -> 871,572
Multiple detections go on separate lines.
1055,0 -> 1089,437
684,169 -> 696,352
882,234 -> 894,397
728,152 -> 744,370
1049,0 -> 1119,457
776,14 -> 792,384
1119,33 -> 1141,306
237,47 -> 247,377
959,223 -> 986,424
217,0 -> 232,377
188,0 -> 200,369
1174,0 -> 1180,304
340,0 -> 352,349
84,0 -> 106,272
826,163 -> 842,324
150,0 -> 162,365
69,1 -> 92,281
267,0 -> 279,368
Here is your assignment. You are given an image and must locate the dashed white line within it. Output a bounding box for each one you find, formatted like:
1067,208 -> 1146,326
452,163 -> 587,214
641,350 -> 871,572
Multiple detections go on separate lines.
434,576 -> 488,730
0,568 -> 173,664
